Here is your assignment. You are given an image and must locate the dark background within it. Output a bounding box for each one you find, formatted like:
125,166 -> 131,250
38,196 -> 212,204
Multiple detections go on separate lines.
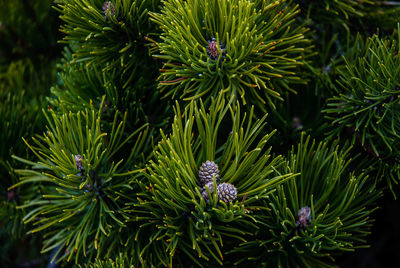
337,194 -> 400,268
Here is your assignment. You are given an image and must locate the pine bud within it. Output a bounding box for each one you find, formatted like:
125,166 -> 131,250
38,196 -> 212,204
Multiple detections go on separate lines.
74,155 -> 85,174
207,38 -> 226,60
103,1 -> 115,18
296,206 -> 311,228
198,160 -> 220,185
7,189 -> 17,202
201,181 -> 215,203
217,182 -> 237,203
98,100 -> 112,114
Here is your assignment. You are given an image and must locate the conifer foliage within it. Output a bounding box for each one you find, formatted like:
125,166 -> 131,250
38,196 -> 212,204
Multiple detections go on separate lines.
151,0 -> 310,109
2,0 -> 400,267
325,26 -> 400,194
235,135 -> 381,267
11,104 -> 149,263
56,0 -> 160,84
131,96 -> 295,266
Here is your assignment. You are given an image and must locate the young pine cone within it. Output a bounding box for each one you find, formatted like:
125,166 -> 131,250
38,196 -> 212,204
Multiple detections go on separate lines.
201,182 -> 215,203
207,38 -> 226,60
217,183 -> 237,203
296,206 -> 311,228
198,160 -> 220,185
103,1 -> 115,18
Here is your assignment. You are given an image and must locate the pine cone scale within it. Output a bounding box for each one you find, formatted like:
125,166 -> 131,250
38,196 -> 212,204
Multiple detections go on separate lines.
198,160 -> 220,185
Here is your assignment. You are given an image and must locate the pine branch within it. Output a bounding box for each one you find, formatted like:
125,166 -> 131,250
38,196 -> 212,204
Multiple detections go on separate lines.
231,134 -> 381,266
324,25 -> 400,195
129,94 -> 296,266
151,0 -> 311,110
56,0 -> 160,85
11,102 -> 149,264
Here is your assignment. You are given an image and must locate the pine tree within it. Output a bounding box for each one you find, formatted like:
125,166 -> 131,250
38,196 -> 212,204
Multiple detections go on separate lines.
1,0 -> 400,267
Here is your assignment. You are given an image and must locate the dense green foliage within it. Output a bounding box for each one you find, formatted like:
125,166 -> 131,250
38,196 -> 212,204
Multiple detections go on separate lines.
56,0 -> 160,85
0,0 -> 61,266
1,0 -> 400,267
85,252 -> 135,268
131,96 -> 295,266
151,0 -> 310,110
235,135 -> 381,267
12,105 -> 148,263
325,27 -> 400,193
